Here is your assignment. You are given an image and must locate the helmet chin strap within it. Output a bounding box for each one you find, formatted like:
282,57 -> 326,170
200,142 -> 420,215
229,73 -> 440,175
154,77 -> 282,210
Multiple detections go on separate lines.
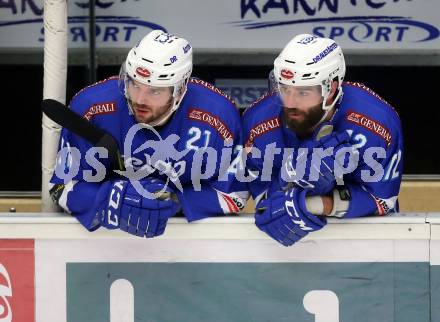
312,89 -> 343,130
316,108 -> 332,128
148,104 -> 176,127
148,83 -> 187,127
128,98 -> 176,128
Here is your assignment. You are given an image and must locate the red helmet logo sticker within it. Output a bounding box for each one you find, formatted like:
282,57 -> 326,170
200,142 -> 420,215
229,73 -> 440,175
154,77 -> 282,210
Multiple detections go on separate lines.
281,69 -> 294,79
136,67 -> 150,78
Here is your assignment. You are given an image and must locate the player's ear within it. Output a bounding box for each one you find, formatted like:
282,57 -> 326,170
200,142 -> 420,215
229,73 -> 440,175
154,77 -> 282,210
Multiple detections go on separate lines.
325,81 -> 339,105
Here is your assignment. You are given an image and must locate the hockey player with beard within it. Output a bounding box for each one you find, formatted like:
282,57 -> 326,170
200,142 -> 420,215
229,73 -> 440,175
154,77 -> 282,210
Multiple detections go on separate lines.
50,30 -> 247,238
242,34 -> 403,246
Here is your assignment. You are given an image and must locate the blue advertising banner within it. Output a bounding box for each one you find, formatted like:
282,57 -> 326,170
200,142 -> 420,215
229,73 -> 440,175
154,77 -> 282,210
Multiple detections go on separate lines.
1,0 -> 439,50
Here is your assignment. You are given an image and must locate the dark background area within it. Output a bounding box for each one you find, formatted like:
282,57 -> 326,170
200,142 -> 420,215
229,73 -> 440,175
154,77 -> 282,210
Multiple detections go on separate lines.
1,64 -> 438,191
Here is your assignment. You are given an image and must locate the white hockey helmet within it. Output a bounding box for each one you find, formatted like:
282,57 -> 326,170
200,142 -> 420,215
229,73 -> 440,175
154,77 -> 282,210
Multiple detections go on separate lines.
273,34 -> 346,111
119,30 -> 193,125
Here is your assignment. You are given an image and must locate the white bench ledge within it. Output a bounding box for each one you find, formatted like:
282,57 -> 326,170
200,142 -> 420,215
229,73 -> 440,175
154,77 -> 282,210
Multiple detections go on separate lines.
0,212 -> 434,240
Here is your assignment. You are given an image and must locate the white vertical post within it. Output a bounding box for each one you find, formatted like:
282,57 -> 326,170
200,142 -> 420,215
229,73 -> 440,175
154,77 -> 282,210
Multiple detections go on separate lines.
41,0 -> 68,212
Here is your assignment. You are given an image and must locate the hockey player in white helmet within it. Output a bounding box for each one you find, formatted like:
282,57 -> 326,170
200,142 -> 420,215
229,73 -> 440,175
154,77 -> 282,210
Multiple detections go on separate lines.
119,30 -> 192,126
272,34 -> 345,136
244,34 -> 403,246
50,30 -> 247,239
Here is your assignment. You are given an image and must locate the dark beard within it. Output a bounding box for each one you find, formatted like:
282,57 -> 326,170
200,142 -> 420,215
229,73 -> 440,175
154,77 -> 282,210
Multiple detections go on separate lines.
283,103 -> 325,138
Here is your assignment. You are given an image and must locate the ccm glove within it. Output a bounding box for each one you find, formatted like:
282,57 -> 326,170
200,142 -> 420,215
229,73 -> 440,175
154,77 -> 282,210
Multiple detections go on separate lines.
255,188 -> 326,247
281,123 -> 358,196
96,178 -> 180,238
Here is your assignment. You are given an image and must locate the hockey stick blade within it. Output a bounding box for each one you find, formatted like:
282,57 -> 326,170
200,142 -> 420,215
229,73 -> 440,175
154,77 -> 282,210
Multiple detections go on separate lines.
42,99 -> 124,171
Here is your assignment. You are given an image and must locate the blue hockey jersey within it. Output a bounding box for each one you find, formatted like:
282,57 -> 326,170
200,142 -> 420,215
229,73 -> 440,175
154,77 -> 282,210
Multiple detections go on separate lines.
51,77 -> 248,230
242,82 -> 403,218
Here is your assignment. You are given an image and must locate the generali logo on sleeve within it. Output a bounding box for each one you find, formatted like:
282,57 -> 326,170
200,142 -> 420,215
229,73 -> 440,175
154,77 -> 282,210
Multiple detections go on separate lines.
0,239 -> 35,322
346,110 -> 392,147
83,102 -> 117,121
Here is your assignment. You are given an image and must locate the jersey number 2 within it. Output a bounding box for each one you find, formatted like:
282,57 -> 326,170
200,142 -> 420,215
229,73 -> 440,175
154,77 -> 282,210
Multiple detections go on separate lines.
186,127 -> 211,151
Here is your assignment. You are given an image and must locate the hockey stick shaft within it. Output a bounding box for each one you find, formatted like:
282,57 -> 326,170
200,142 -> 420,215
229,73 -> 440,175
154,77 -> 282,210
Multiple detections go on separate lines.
42,99 -> 125,171
42,99 -> 176,202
